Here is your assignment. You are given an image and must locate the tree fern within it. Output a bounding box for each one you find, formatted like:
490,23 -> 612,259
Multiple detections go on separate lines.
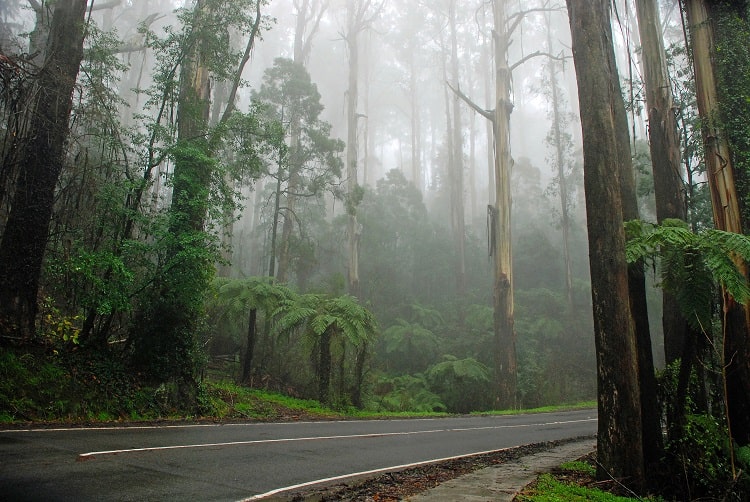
626,219 -> 750,329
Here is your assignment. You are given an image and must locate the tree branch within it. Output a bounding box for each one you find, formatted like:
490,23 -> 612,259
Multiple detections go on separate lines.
446,81 -> 495,122
89,0 -> 121,11
510,50 -> 567,72
507,7 -> 562,37
217,0 -> 263,128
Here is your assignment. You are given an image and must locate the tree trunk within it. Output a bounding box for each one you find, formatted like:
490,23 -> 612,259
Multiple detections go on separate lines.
635,0 -> 687,366
319,328 -> 332,404
544,13 -> 574,311
241,308 -> 258,385
131,0 -> 213,387
345,2 -> 361,298
351,343 -> 367,408
0,0 -> 88,341
448,0 -> 467,296
684,0 -> 750,447
491,0 -> 516,410
566,0 -> 645,490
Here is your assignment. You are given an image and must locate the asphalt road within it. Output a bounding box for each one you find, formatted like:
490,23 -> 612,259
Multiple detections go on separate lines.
0,409 -> 596,501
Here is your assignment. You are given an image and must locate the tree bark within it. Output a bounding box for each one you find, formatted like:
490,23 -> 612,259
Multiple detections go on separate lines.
635,0 -> 687,366
543,13 -> 574,311
345,2 -> 361,298
241,308 -> 258,385
491,0 -> 516,410
0,0 -> 88,341
566,0 -> 645,490
318,328 -> 332,404
684,0 -> 750,447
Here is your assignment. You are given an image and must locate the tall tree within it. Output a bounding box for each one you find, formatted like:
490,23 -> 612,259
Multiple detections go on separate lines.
131,0 -> 267,389
447,0 -> 467,295
0,0 -> 88,341
343,0 -> 383,298
276,0 -> 327,281
131,0 -> 215,387
684,0 -> 750,447
566,0 -> 645,490
253,58 -> 344,282
635,0 -> 687,366
449,0 -> 532,409
542,12 -> 575,311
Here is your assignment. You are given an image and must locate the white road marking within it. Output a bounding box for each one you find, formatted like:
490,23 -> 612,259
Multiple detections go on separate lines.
76,418 -> 595,460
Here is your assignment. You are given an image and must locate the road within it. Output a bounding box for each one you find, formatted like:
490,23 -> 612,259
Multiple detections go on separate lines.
0,409 -> 596,501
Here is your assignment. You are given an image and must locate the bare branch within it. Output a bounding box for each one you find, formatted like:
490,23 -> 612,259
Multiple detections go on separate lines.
446,81 -> 495,122
507,6 -> 562,37
510,50 -> 567,72
89,0 -> 121,11
217,0 -> 264,128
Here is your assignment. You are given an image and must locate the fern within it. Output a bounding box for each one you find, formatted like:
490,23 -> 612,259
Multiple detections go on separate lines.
625,219 -> 750,330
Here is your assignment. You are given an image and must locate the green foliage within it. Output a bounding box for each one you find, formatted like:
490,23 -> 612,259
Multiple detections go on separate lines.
426,356 -> 492,413
626,219 -> 750,329
380,319 -> 439,374
665,413 -> 750,497
372,374 -> 446,413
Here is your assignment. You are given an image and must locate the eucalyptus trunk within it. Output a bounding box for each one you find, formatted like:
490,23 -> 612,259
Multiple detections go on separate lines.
490,0 -> 516,410
635,0 -> 687,366
566,0 -> 645,490
345,2 -> 362,298
131,0 -> 213,389
448,0 -> 467,296
684,0 -> 750,447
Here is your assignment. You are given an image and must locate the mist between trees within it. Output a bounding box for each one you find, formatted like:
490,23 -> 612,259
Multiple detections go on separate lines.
1,0 -> 750,499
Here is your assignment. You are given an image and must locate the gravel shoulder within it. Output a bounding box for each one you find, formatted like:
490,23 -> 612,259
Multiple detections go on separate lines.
262,436 -> 596,501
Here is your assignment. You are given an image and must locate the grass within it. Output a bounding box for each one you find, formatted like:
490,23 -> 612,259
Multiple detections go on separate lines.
517,473 -> 641,502
472,401 -> 597,416
517,455 -> 664,502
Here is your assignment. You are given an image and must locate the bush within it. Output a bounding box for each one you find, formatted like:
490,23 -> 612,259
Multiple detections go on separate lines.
665,414 -> 750,499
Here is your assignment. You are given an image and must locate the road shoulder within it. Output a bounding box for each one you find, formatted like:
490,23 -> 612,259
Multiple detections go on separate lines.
404,438 -> 596,501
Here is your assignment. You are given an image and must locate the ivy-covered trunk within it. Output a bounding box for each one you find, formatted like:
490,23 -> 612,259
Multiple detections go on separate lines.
131,0 -> 213,393
711,2 -> 750,448
0,0 -> 88,341
685,0 -> 750,447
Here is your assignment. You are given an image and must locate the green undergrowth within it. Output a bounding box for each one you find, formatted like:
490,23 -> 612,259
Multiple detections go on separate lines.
514,456 -> 662,502
518,474 -> 642,502
472,401 -> 596,416
517,457 -> 664,502
0,346 -> 594,425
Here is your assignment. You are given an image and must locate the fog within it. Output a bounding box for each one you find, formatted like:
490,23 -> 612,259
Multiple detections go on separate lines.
0,0 -> 690,412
